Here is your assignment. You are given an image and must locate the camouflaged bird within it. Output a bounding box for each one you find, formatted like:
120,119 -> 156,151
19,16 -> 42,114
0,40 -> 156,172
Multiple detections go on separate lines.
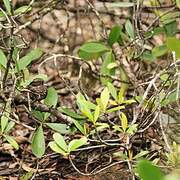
26,79 -> 47,102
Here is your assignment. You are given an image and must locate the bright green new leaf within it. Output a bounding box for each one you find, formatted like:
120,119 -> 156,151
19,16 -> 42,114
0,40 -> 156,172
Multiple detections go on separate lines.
3,0 -> 11,15
16,48 -> 43,72
113,125 -> 123,132
78,42 -> 109,60
125,20 -> 134,39
4,121 -> 15,133
107,62 -> 118,69
68,137 -> 87,152
106,105 -> 125,113
83,101 -> 96,110
49,141 -> 68,156
100,87 -> 110,111
166,37 -> 180,58
126,124 -> 138,135
14,6 -> 31,15
53,133 -> 68,152
31,126 -> 45,158
46,123 -> 70,134
137,160 -> 165,180
96,98 -> 104,111
152,44 -> 168,57
123,99 -> 136,105
96,122 -> 109,130
120,112 -> 128,132
80,104 -> 94,121
0,49 -> 7,69
44,87 -> 58,108
108,25 -> 122,46
100,52 -> 115,85
76,93 -> 94,121
4,135 -> 19,150
107,82 -> 118,101
93,105 -> 100,124
90,122 -> 109,135
1,115 -> 9,133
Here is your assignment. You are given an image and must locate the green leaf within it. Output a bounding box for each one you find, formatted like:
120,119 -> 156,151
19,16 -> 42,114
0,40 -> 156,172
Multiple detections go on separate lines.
164,21 -> 177,36
3,0 -> 11,15
1,115 -> 9,133
107,82 -> 118,101
4,121 -> 15,133
16,48 -> 43,72
80,104 -> 94,121
32,110 -> 45,121
160,73 -> 170,86
4,135 -> 19,150
152,45 -> 168,57
53,133 -> 68,152
137,160 -> 165,180
72,119 -> 86,135
133,151 -> 149,160
84,101 -> 97,110
176,0 -> 180,9
100,52 -> 115,85
59,107 -> 85,119
0,49 -> 7,70
93,105 -> 100,124
31,126 -> 45,158
68,137 -> 87,152
96,122 -> 109,131
107,62 -> 118,69
108,25 -> 122,46
20,172 -> 33,180
106,105 -> 125,113
100,87 -> 110,111
71,118 -> 85,135
113,125 -> 123,132
76,93 -> 94,121
125,20 -> 134,39
90,122 -> 109,135
166,37 -> 180,58
161,12 -> 180,25
161,89 -> 180,107
141,51 -> 155,63
120,112 -> 128,132
78,42 -> 109,60
46,123 -> 70,134
44,87 -> 58,108
14,6 -> 31,15
49,141 -> 68,156
124,99 -> 136,105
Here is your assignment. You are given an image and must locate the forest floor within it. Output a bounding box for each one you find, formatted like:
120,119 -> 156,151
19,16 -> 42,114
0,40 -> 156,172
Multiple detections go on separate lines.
0,0 -> 180,179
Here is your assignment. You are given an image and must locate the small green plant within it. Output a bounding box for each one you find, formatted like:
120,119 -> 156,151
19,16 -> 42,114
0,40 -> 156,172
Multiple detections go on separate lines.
166,142 -> 180,168
0,102 -> 19,150
49,133 -> 87,156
